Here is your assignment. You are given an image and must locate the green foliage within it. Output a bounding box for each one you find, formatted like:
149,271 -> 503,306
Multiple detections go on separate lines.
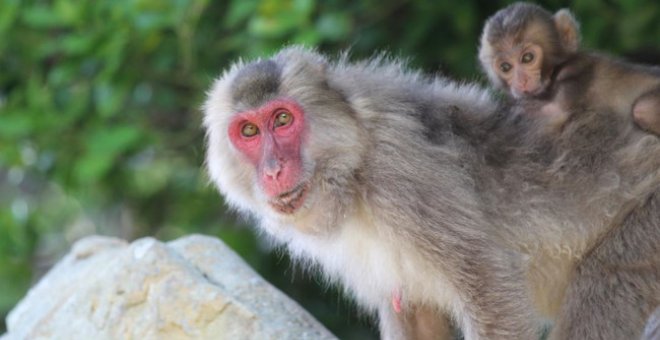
0,0 -> 658,337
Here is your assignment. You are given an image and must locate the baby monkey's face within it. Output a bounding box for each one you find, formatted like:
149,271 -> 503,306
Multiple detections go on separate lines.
493,43 -> 547,98
479,5 -> 581,100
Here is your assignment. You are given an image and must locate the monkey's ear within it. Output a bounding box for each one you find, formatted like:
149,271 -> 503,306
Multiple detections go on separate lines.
553,9 -> 580,53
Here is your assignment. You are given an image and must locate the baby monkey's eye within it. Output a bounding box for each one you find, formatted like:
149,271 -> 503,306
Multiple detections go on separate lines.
499,62 -> 512,73
521,52 -> 535,64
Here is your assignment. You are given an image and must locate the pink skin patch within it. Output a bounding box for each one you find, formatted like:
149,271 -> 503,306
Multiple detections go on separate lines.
392,289 -> 402,314
228,99 -> 308,213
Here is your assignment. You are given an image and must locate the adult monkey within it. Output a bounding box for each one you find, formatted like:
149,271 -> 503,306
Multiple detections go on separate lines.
203,46 -> 660,339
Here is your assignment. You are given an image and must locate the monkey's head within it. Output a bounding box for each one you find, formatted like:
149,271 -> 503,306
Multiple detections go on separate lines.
203,47 -> 366,235
479,2 -> 580,98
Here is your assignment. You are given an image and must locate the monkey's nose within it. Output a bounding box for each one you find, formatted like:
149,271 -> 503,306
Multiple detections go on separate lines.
264,158 -> 282,180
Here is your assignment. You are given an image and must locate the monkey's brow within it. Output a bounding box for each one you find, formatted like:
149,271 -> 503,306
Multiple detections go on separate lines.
231,60 -> 282,108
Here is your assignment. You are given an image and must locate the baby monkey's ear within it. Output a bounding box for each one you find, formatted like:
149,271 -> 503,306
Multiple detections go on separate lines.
553,9 -> 581,54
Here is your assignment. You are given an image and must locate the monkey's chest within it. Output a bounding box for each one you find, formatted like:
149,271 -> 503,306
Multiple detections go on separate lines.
285,217 -> 458,312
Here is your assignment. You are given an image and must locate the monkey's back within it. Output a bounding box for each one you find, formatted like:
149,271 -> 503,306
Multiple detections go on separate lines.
333,54 -> 659,256
554,52 -> 660,117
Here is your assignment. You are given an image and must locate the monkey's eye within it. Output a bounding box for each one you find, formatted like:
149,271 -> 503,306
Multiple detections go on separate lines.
274,110 -> 293,128
499,62 -> 512,73
241,123 -> 259,137
521,52 -> 535,64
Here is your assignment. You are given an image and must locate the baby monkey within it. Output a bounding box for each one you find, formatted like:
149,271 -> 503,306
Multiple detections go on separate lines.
479,2 -> 660,135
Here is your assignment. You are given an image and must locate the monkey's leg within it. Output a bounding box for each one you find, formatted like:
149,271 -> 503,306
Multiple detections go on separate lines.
551,191 -> 660,340
632,87 -> 660,136
378,303 -> 453,340
457,256 -> 540,340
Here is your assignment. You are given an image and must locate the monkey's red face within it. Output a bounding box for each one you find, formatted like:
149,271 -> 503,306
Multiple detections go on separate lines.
228,99 -> 309,214
494,44 -> 547,98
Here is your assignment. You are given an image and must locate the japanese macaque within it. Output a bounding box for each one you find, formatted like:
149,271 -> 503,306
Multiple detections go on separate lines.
203,46 -> 660,339
479,2 -> 660,135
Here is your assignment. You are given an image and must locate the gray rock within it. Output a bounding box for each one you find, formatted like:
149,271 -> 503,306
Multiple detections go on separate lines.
643,307 -> 660,340
2,235 -> 336,340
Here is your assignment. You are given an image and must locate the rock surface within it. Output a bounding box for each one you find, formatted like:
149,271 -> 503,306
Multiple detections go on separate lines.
644,307 -> 660,340
2,235 -> 336,340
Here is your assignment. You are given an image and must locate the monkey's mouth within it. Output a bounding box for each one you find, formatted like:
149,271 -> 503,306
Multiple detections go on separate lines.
269,183 -> 309,214
528,79 -> 552,97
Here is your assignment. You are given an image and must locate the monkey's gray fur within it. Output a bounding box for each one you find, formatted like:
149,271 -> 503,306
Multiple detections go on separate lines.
203,46 -> 660,339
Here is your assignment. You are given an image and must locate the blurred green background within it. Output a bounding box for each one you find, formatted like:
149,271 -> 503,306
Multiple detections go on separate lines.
0,0 -> 658,337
